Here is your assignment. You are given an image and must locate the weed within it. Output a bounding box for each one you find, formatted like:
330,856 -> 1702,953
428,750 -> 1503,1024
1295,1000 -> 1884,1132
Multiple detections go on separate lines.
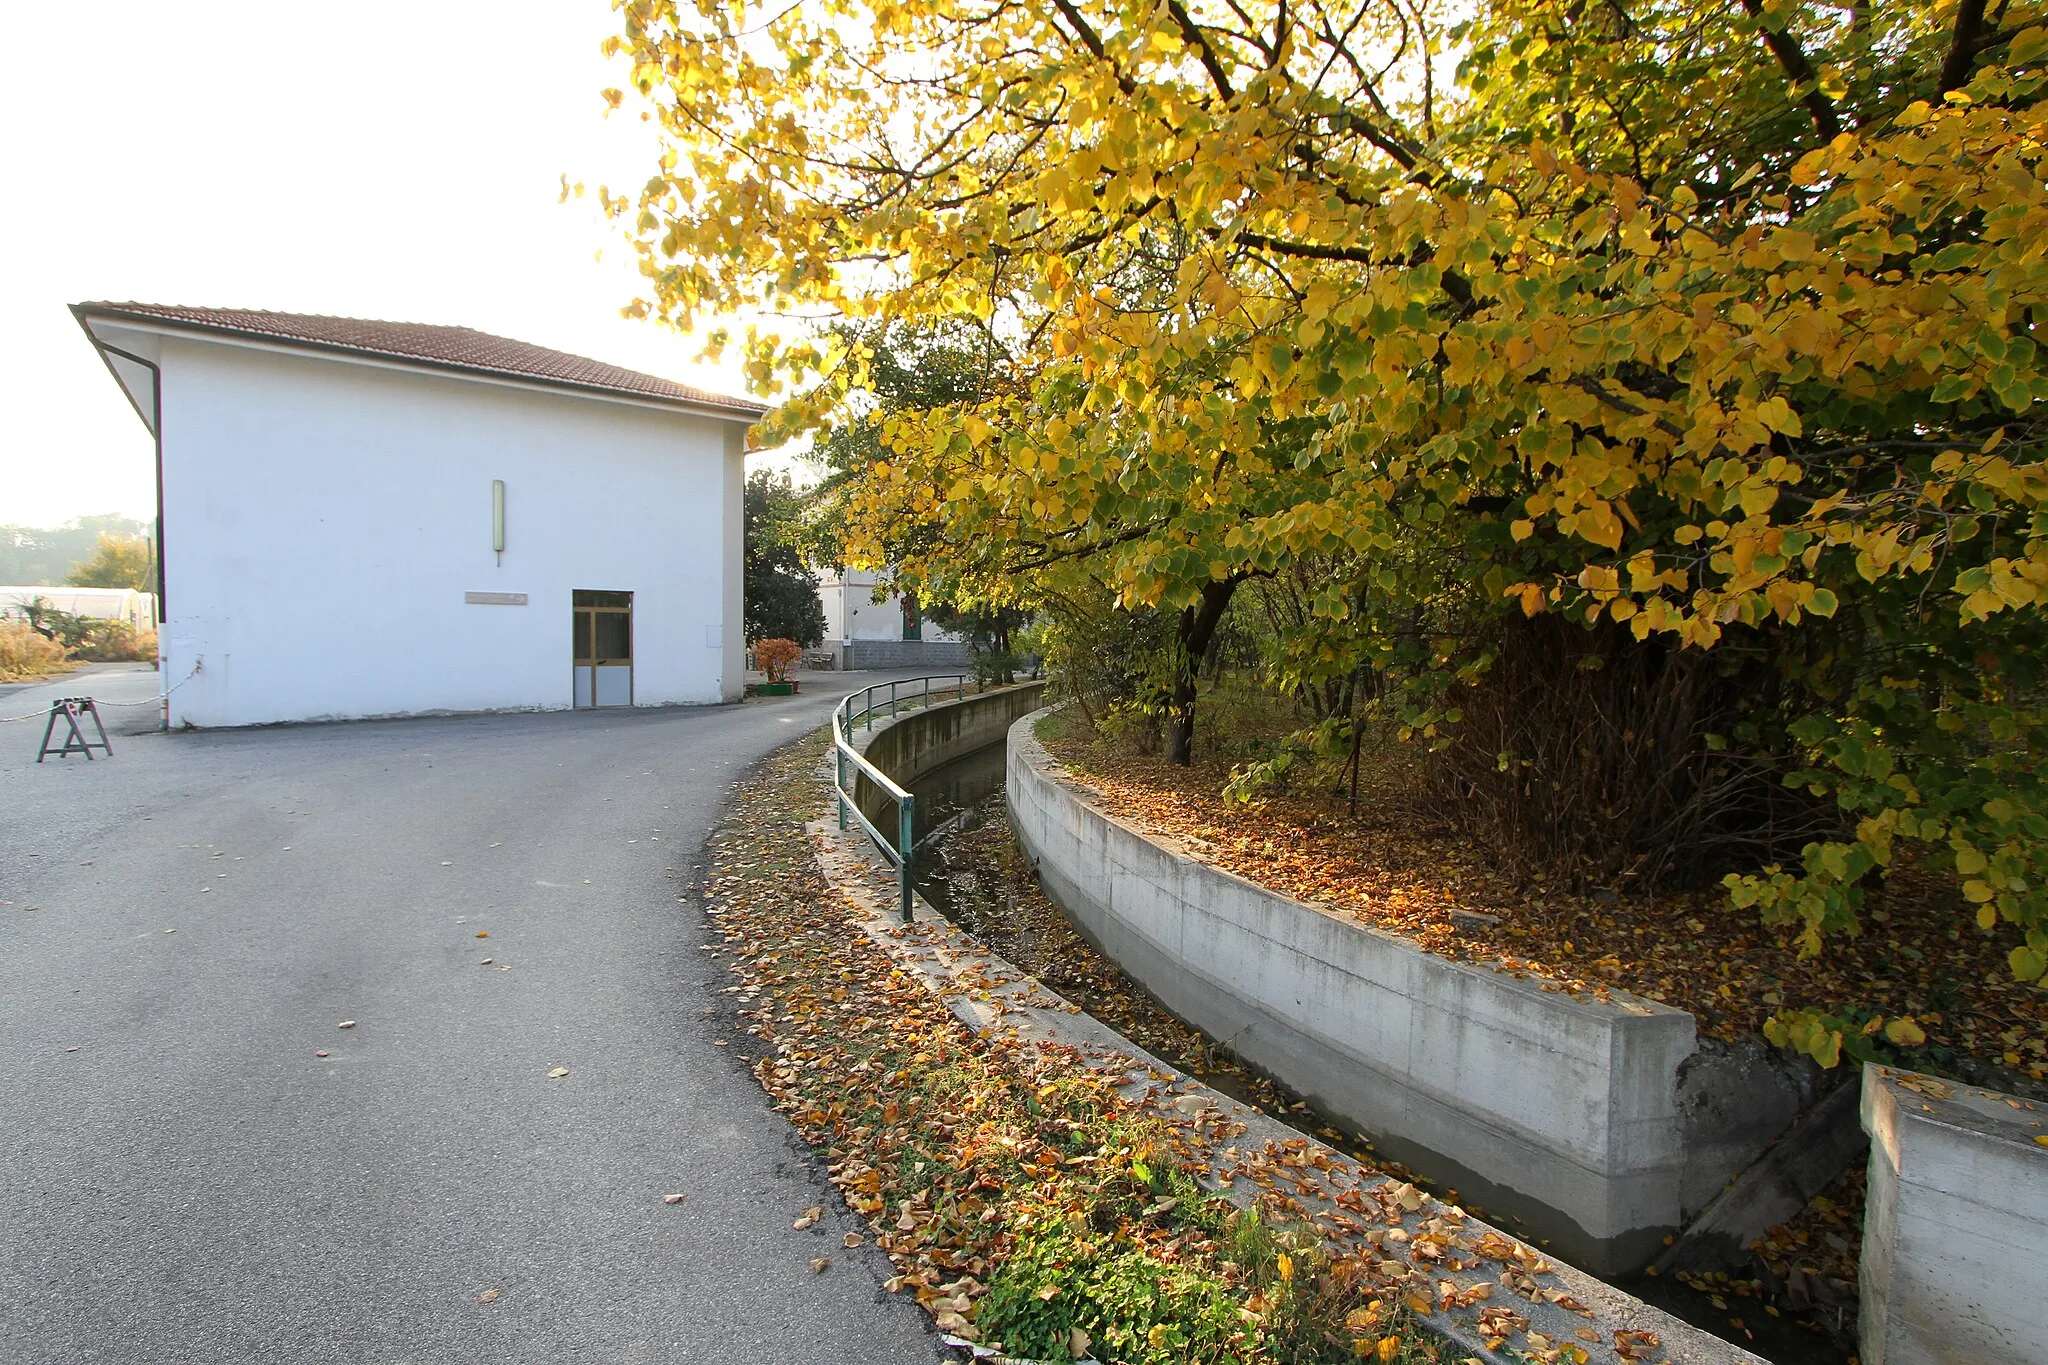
0,620 -> 68,682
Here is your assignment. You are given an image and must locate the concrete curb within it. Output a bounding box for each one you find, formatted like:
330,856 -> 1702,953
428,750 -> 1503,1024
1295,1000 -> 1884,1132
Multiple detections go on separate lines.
806,749 -> 1764,1365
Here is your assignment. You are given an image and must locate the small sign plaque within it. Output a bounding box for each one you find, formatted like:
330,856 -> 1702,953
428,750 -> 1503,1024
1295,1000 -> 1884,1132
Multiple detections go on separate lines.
465,591 -> 528,606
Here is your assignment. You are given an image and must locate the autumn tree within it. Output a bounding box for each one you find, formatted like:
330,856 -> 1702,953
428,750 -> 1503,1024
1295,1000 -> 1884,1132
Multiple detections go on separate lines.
67,531 -> 153,591
605,0 -> 2048,1036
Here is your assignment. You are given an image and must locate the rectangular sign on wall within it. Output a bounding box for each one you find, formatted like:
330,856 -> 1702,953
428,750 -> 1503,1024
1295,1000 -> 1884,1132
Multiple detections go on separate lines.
464,591 -> 528,606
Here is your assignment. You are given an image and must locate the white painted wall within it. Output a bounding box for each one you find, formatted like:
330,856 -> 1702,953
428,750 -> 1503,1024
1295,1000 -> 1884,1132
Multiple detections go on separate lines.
818,566 -> 961,644
130,332 -> 744,726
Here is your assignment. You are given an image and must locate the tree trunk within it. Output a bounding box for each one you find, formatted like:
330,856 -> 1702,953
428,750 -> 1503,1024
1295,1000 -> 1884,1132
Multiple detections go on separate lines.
1164,577 -> 1241,765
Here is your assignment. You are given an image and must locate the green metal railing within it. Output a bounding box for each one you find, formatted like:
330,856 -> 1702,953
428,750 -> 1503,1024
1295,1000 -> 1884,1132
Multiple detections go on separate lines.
832,674 -> 973,921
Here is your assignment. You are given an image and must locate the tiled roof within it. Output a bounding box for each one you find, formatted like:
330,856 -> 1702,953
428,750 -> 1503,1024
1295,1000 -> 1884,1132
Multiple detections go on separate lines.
73,302 -> 765,418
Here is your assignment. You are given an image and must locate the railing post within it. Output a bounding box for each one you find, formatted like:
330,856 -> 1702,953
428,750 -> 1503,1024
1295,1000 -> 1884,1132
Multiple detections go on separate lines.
898,793 -> 916,922
837,745 -> 849,831
923,676 -> 930,711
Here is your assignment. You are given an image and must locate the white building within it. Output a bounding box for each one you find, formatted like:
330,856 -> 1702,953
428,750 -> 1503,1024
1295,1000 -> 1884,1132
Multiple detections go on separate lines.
74,302 -> 763,727
816,566 -> 967,670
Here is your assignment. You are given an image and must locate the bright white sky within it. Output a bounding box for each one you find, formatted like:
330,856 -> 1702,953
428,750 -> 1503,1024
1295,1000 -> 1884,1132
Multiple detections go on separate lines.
0,0 -> 790,529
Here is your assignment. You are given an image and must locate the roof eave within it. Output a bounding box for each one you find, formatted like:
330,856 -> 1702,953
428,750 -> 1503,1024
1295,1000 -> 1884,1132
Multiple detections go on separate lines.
70,303 -> 769,425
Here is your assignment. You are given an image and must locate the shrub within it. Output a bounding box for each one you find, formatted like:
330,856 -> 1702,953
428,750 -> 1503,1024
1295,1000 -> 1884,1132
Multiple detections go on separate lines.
75,621 -> 158,663
755,636 -> 802,682
0,620 -> 69,682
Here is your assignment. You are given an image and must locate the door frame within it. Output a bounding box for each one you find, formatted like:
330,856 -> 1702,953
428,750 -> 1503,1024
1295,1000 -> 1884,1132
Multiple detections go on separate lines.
572,590 -> 634,709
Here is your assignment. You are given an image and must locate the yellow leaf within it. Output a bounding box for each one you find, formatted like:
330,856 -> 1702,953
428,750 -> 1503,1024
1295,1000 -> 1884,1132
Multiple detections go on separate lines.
1518,583 -> 1546,617
1510,519 -> 1534,541
2033,1135 -> 2048,1147
1277,1252 -> 1294,1281
1883,1017 -> 1927,1048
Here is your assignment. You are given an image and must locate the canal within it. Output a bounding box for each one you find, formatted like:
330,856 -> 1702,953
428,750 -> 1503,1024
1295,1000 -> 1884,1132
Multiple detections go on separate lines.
892,734 -> 1851,1365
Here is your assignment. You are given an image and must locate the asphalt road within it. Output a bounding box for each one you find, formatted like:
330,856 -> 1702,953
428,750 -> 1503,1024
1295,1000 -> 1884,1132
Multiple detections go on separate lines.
0,678 -> 948,1364
0,663 -> 169,739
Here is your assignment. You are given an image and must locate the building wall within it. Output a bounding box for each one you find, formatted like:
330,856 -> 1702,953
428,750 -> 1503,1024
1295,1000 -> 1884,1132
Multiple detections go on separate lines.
154,337 -> 745,726
841,639 -> 971,670
818,568 -> 962,645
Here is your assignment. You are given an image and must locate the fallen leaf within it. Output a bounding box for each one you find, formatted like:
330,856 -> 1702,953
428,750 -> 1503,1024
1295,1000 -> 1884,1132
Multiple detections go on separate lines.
1069,1326 -> 1091,1358
476,1288 -> 500,1303
337,1020 -> 356,1030
481,958 -> 493,964
547,1067 -> 569,1079
315,1050 -> 329,1058
793,1206 -> 823,1230
1883,1017 -> 1927,1048
2034,1135 -> 2048,1148
842,1232 -> 863,1248
475,931 -> 489,939
810,1257 -> 831,1273
663,1193 -> 686,1205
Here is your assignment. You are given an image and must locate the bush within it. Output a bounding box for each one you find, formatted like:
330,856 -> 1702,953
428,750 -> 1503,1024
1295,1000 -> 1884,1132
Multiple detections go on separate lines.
75,621 -> 158,663
755,636 -> 802,682
970,646 -> 1018,687
0,620 -> 69,682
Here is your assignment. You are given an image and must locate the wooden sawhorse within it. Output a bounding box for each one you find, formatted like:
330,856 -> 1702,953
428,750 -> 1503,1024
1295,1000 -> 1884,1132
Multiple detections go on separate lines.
38,697 -> 113,761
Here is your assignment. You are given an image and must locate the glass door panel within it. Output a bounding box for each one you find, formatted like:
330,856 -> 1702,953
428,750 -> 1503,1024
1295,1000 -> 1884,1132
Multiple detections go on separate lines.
572,591 -> 632,708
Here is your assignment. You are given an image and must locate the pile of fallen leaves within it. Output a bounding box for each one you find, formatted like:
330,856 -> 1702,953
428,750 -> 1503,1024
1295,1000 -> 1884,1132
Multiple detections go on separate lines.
698,729 -> 1438,1364
1038,722 -> 2047,1097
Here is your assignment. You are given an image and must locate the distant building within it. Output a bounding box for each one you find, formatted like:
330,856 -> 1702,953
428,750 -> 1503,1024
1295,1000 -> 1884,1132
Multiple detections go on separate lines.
816,567 -> 967,670
0,586 -> 157,631
74,302 -> 764,726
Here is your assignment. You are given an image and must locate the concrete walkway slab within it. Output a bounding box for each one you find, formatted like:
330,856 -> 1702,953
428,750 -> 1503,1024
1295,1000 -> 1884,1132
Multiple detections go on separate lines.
0,676 -> 949,1365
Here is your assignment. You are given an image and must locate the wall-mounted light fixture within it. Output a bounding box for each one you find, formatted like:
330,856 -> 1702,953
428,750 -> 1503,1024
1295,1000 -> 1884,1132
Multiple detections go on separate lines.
492,479 -> 506,565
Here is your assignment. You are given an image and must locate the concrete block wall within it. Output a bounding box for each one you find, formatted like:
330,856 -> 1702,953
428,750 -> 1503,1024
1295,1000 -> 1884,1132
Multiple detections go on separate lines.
841,639 -> 971,670
1858,1065 -> 2048,1364
1007,711 -> 1707,1275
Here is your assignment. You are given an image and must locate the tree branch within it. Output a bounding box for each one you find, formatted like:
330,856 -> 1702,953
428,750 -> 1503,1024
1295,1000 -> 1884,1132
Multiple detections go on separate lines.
1939,0 -> 1990,93
1165,0 -> 1238,100
1736,0 -> 1841,142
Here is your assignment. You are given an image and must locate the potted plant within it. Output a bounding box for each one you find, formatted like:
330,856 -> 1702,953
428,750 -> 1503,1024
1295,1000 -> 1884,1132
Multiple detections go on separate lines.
754,637 -> 802,695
